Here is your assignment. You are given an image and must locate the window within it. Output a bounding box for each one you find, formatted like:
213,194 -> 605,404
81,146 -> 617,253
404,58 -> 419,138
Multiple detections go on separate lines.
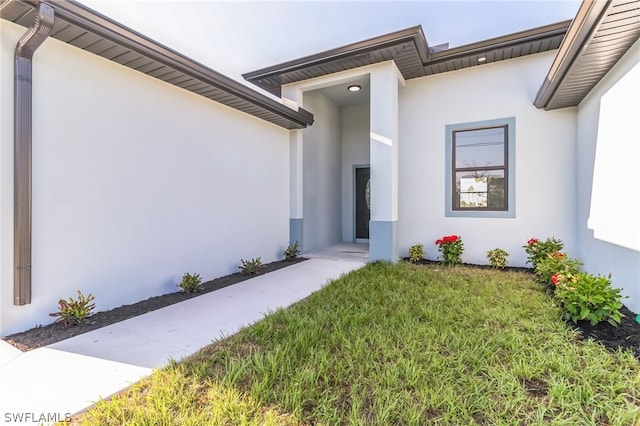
445,118 -> 515,218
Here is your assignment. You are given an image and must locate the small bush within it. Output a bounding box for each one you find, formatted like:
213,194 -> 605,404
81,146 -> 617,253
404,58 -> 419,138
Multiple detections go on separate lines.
178,273 -> 203,293
50,290 -> 95,326
534,251 -> 582,287
240,257 -> 264,275
408,244 -> 424,263
523,237 -> 563,268
435,235 -> 464,266
486,248 -> 509,268
554,272 -> 625,326
283,241 -> 301,261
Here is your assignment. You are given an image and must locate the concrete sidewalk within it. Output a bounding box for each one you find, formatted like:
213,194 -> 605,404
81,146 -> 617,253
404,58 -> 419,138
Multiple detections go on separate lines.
0,245 -> 367,425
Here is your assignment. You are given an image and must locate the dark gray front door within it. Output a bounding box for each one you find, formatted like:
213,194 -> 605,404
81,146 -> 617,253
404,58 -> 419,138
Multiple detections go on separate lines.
355,167 -> 370,240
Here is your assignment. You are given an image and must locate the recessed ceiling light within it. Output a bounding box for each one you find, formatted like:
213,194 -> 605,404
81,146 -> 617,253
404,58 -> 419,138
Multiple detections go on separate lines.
478,56 -> 487,63
348,84 -> 362,92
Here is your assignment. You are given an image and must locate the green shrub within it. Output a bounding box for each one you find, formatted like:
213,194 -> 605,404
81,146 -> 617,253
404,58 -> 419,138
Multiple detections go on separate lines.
534,251 -> 582,287
178,273 -> 203,293
408,244 -> 424,263
240,257 -> 264,275
554,272 -> 625,326
523,237 -> 564,268
486,248 -> 509,268
283,241 -> 301,261
50,290 -> 95,326
435,235 -> 463,266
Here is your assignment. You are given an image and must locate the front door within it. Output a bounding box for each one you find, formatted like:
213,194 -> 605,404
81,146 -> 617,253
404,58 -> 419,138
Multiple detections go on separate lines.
355,167 -> 370,240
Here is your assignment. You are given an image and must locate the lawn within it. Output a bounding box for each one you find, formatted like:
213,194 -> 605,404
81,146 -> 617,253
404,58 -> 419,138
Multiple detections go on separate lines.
75,262 -> 639,425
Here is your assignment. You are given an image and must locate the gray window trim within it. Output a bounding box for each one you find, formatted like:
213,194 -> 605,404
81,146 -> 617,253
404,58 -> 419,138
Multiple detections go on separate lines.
445,117 -> 515,218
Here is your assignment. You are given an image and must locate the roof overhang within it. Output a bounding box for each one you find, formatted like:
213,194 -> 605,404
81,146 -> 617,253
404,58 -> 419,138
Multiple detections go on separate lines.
535,0 -> 640,110
244,21 -> 571,97
0,0 -> 314,129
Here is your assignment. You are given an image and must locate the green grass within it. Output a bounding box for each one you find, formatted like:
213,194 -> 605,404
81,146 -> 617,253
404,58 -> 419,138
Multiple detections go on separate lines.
75,262 -> 640,425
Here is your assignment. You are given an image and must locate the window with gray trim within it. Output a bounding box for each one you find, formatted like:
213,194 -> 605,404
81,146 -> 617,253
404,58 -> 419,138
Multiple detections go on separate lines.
453,125 -> 507,210
445,118 -> 515,218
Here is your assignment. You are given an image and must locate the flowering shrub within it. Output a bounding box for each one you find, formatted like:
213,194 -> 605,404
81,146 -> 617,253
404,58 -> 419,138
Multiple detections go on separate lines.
523,236 -> 626,327
408,244 -> 424,264
534,251 -> 582,288
435,235 -> 464,266
50,290 -> 95,326
523,237 -> 564,268
554,272 -> 625,326
486,248 -> 509,269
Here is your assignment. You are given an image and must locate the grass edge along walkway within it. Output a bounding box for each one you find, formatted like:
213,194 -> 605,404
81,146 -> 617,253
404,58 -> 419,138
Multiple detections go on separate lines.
73,262 -> 640,425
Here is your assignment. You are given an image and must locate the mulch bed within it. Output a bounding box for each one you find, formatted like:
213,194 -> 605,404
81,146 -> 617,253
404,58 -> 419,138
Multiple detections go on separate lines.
4,257 -> 639,361
3,258 -> 307,352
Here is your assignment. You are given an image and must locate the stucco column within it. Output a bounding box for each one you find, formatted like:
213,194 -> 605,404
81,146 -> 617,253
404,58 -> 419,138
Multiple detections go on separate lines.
283,87 -> 304,247
369,62 -> 403,262
289,129 -> 304,247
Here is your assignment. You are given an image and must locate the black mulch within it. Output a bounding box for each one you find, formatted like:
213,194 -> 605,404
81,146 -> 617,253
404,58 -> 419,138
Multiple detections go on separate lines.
3,258 -> 306,351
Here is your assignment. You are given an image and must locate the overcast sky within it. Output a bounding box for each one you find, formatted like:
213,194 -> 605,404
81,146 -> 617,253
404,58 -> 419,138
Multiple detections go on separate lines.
79,0 -> 582,90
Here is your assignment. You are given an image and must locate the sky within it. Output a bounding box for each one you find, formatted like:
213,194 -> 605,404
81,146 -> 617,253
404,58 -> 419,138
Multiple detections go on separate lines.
79,0 -> 582,92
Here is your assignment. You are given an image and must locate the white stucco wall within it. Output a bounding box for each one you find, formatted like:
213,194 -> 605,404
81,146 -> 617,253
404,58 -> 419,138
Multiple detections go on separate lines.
341,103 -> 370,242
1,22 -> 290,335
576,38 -> 640,314
398,51 -> 577,266
301,91 -> 342,252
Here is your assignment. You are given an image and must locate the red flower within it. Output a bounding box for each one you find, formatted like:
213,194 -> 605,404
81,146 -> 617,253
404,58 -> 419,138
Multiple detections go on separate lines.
551,273 -> 559,285
527,238 -> 537,245
436,235 -> 459,245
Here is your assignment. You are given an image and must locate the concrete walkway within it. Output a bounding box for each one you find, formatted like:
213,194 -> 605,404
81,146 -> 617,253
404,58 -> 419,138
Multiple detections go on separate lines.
0,244 -> 367,425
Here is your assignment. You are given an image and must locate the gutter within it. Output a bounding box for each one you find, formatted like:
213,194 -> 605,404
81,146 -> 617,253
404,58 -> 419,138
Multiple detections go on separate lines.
12,1 -> 54,305
534,0 -> 613,109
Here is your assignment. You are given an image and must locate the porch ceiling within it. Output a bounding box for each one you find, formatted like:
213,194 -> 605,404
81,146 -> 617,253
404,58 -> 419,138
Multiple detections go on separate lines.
243,21 -> 570,98
0,0 -> 314,130
535,0 -> 640,110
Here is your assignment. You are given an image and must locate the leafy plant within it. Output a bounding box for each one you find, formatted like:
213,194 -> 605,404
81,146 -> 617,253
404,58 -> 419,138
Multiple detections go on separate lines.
534,251 -> 582,287
523,237 -> 563,268
554,272 -> 625,326
435,235 -> 464,266
178,273 -> 203,293
408,244 -> 424,263
240,257 -> 264,275
50,290 -> 96,326
283,241 -> 301,261
486,248 -> 509,268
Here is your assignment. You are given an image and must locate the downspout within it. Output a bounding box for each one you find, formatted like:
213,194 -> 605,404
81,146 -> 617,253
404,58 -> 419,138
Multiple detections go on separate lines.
13,2 -> 54,305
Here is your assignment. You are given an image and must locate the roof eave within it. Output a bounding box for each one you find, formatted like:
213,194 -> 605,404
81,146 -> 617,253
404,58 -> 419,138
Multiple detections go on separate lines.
244,20 -> 571,97
1,0 -> 313,129
243,26 -> 428,84
534,0 -> 614,110
428,20 -> 571,65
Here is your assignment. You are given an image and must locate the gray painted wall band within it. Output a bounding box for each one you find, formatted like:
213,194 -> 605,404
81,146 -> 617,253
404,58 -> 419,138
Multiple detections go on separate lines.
289,218 -> 303,249
370,220 -> 398,262
13,3 -> 55,305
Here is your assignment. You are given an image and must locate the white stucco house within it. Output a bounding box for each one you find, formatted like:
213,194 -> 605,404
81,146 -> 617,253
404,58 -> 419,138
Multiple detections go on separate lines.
1,0 -> 638,336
